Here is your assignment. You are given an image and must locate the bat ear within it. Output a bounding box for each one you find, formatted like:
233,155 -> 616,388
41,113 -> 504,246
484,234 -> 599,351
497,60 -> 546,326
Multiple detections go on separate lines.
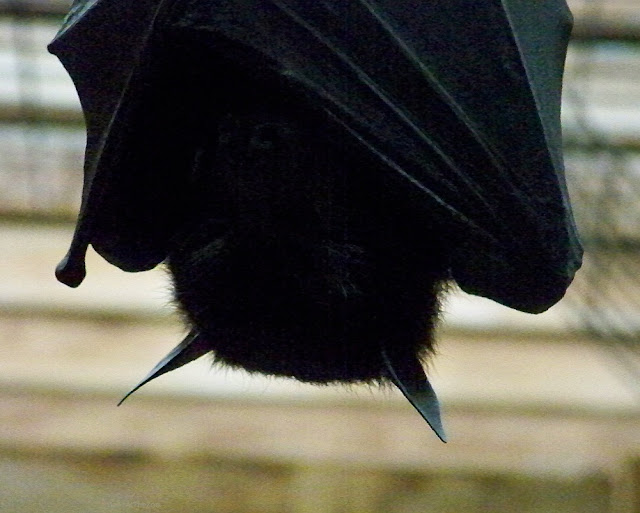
381,347 -> 447,443
118,331 -> 210,405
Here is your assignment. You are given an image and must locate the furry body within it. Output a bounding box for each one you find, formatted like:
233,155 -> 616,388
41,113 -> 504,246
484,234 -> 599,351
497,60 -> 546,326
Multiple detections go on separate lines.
167,99 -> 451,384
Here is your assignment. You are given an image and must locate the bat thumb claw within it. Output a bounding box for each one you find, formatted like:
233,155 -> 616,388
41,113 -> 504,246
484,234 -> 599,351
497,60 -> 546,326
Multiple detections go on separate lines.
56,247 -> 87,288
381,347 -> 447,443
118,331 -> 210,405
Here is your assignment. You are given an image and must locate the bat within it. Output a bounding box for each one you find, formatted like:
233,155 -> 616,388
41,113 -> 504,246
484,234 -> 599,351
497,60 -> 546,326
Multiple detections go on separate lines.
48,0 -> 583,442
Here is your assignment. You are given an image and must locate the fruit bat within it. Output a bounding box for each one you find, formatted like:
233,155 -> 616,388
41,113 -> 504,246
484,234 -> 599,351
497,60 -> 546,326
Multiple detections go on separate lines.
48,0 -> 583,442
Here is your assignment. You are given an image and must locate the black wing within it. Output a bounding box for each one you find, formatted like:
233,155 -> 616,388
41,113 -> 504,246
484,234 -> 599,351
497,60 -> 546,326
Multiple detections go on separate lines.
49,0 -> 581,312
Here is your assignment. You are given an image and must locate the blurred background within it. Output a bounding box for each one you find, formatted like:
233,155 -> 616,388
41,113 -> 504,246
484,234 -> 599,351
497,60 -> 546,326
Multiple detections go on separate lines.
1,0 -> 639,512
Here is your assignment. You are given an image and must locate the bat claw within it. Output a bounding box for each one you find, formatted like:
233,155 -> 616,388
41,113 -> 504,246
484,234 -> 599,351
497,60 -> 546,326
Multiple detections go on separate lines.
118,331 -> 211,405
381,346 -> 447,443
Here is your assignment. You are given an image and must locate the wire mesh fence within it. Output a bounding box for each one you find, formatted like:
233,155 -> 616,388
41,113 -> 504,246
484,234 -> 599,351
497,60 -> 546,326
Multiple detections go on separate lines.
0,3 -> 81,217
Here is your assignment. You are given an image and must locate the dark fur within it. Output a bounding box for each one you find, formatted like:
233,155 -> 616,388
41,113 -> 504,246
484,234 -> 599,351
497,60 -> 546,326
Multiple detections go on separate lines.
167,99 -> 450,384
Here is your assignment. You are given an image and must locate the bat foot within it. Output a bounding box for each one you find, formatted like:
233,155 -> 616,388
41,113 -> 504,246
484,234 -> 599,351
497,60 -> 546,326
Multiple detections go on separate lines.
118,331 -> 210,404
381,346 -> 447,442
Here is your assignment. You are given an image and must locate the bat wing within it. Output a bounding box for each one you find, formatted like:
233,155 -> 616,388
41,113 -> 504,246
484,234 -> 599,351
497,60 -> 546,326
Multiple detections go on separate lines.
49,0 -> 193,285
49,0 -> 582,312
